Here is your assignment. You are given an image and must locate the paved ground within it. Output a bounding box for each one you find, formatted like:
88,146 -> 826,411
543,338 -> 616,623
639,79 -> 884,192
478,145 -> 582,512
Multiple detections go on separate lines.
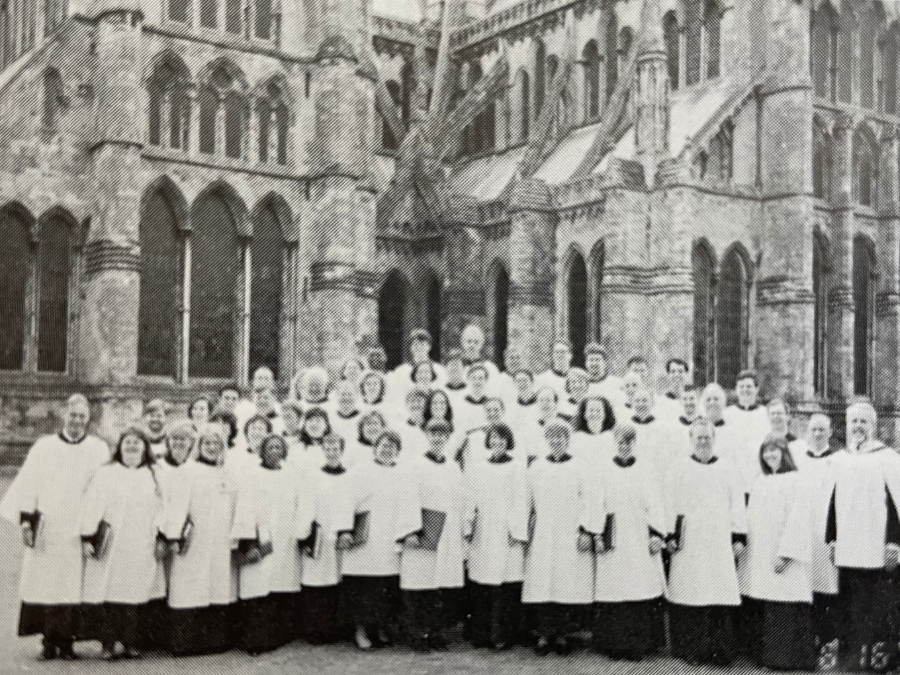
0,477 -> 775,674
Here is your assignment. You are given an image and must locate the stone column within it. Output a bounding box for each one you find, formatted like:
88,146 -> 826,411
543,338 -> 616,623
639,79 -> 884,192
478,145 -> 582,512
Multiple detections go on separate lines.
828,114 -> 856,401
508,178 -> 555,373
875,127 -> 900,441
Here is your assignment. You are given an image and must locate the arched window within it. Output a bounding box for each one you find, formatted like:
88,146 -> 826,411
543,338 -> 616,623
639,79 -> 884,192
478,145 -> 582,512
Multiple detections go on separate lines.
859,7 -> 878,108
257,79 -> 290,164
591,241 -> 605,342
881,29 -> 899,114
605,10 -> 619,101
853,236 -> 875,396
567,251 -> 588,368
618,28 -> 633,75
707,121 -> 734,182
583,40 -> 601,121
716,246 -> 749,390
0,205 -> 31,370
836,14 -> 852,104
249,200 -> 285,377
138,185 -> 183,378
147,55 -> 191,150
813,122 -> 832,200
534,40 -> 547,120
664,11 -> 680,90
519,70 -> 530,142
426,273 -> 443,362
705,1 -> 721,79
692,242 -> 715,386
488,264 -> 509,368
198,61 -> 247,158
189,191 -> 242,378
813,230 -> 830,396
382,80 -> 402,150
378,271 -> 409,370
168,0 -> 189,23
685,0 -> 703,85
853,128 -> 878,207
811,5 -> 838,100
37,215 -> 72,373
224,94 -> 246,159
42,67 -> 64,130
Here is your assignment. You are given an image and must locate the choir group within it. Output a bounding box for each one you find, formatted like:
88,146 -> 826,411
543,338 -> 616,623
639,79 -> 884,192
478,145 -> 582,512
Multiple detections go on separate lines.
2,323 -> 898,672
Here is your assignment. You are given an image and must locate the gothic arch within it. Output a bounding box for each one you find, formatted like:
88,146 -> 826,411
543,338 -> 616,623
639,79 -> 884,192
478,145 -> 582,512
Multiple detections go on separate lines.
590,240 -> 605,342
145,50 -> 193,85
249,195 -> 290,377
563,246 -> 589,367
664,10 -> 680,90
853,235 -> 876,396
716,243 -> 752,389
423,269 -> 443,362
378,269 -> 411,370
813,117 -> 834,201
813,228 -> 831,396
141,175 -> 190,230
194,180 -> 251,236
692,239 -> 716,386
36,207 -> 79,373
852,124 -> 879,207
582,40 -> 601,121
487,261 -> 509,369
0,203 -> 34,370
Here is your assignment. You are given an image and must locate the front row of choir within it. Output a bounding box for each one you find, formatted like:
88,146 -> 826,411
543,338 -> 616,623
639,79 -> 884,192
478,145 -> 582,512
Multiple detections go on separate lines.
4,394 -> 899,672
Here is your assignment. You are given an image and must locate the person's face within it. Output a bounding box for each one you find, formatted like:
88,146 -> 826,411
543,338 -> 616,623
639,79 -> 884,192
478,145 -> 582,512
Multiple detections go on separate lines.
305,415 -> 327,440
808,416 -> 831,448
255,388 -> 274,407
469,370 -> 488,393
586,353 -> 607,378
146,408 -> 166,434
253,370 -> 274,392
344,360 -> 363,382
537,390 -> 556,417
623,377 -> 640,403
462,332 -> 482,359
634,392 -> 652,418
447,360 -> 465,383
682,391 -> 698,418
261,439 -> 287,469
762,445 -> 783,473
692,424 -> 714,457
306,377 -> 326,401
120,434 -> 145,468
362,417 -> 384,443
411,340 -> 430,363
668,363 -> 687,391
552,346 -> 571,371
848,410 -> 873,446
515,372 -> 533,395
283,408 -> 302,433
219,390 -> 239,412
374,438 -> 399,466
199,436 -> 224,463
429,394 -> 450,421
64,403 -> 89,439
413,365 -> 432,386
487,432 -> 509,457
545,430 -> 569,456
190,400 -> 210,423
407,396 -> 426,420
704,393 -> 723,420
585,399 -> 605,426
630,362 -> 648,381
736,378 -> 758,405
616,436 -> 635,458
427,430 -> 450,454
505,352 -> 522,374
246,421 -> 268,451
569,375 -> 588,400
485,400 -> 504,424
168,434 -> 194,465
768,405 -> 788,433
361,375 -> 382,403
339,388 -> 356,411
323,438 -> 343,466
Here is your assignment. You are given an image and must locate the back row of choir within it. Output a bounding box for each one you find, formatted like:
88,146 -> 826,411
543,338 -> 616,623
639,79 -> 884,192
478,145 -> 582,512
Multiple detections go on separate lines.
2,325 -> 897,672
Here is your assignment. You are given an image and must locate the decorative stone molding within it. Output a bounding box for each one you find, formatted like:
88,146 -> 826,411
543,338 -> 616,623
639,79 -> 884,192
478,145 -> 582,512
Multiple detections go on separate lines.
85,240 -> 139,276
510,281 -> 553,307
309,261 -> 357,293
827,285 -> 855,310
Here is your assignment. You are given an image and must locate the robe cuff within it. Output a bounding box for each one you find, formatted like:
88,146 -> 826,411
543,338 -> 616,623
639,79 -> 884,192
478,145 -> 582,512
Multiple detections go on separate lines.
731,533 -> 747,546
19,512 -> 39,528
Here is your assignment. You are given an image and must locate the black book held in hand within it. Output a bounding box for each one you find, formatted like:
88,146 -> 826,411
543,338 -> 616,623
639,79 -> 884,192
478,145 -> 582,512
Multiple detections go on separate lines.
419,509 -> 446,551
350,511 -> 370,548
179,518 -> 193,554
601,513 -> 615,551
673,515 -> 685,550
20,511 -> 41,548
94,520 -> 112,559
258,540 -> 274,558
298,522 -> 322,559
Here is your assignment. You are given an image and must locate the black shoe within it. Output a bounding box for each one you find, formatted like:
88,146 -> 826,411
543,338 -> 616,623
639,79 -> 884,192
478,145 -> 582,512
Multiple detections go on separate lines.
554,637 -> 572,656
534,637 -> 551,656
409,635 -> 430,653
40,641 -> 57,661
427,633 -> 448,650
57,643 -> 78,660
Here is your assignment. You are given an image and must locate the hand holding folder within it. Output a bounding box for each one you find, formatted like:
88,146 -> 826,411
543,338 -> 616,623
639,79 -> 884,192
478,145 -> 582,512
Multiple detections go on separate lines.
349,511 -> 370,548
20,511 -> 40,549
418,509 -> 446,551
668,515 -> 685,552
298,522 -> 323,559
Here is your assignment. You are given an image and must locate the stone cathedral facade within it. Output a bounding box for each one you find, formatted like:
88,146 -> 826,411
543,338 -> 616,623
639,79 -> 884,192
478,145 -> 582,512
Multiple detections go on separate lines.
0,0 -> 896,458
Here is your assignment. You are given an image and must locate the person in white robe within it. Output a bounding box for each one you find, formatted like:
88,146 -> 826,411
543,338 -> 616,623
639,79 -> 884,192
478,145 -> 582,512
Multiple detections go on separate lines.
665,416 -> 746,666
570,396 -> 617,474
534,386 -> 570,428
342,431 -> 421,650
672,386 -> 701,456
616,370 -> 643,422
360,370 -> 388,414
297,433 -> 355,644
228,414 -> 270,473
459,324 -> 500,382
387,329 -> 447,402
455,365 -> 493,434
234,367 -> 284,436
590,424 -> 667,661
535,342 -> 573,401
188,397 -> 212,430
442,348 -> 469,411
0,394 -> 109,660
723,370 -> 771,498
296,366 -> 332,410
457,397 -> 509,469
560,368 -> 589,420
496,349 -> 524,408
230,434 -> 307,654
630,389 -> 679,491
740,436 -> 816,670
793,413 -> 846,657
826,401 -> 900,673
338,356 -> 367,392
508,370 -> 539,425
349,411 -> 388,470
281,400 -> 303,446
464,424 -> 526,649
328,382 -> 363,464
214,385 -> 241,419
701,383 -> 740,475
655,358 -> 690,424
208,410 -> 239,450
511,421 -> 604,656
78,428 -> 166,661
395,389 -> 428,465
143,398 -> 169,460
399,420 -> 466,652
288,407 -> 331,474
585,343 -> 624,408
162,425 -> 239,656
366,346 -> 388,375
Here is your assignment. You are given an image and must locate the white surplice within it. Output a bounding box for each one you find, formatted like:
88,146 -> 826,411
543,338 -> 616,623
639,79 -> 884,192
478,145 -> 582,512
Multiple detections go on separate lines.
298,466 -> 355,588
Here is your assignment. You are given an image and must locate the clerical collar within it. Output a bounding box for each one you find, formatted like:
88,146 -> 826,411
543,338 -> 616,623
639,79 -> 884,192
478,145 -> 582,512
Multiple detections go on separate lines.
425,452 -> 446,465
462,357 -> 482,367
196,455 -> 218,467
518,395 -> 537,406
568,398 -> 580,406
679,416 -> 695,427
736,402 -> 759,412
614,456 -> 636,468
488,454 -> 513,464
808,445 -> 836,459
691,454 -> 718,465
446,382 -> 466,391
465,395 -> 488,405
407,419 -> 422,428
165,455 -> 181,468
665,392 -> 678,401
262,462 -> 283,471
552,368 -> 569,378
147,434 -> 166,445
323,465 -> 346,475
712,419 -> 725,427
59,431 -> 87,445
306,396 -> 329,406
265,410 -> 279,419
589,375 -> 607,384
632,415 -> 655,425
546,453 -> 572,464
786,433 -> 797,442
338,409 -> 360,420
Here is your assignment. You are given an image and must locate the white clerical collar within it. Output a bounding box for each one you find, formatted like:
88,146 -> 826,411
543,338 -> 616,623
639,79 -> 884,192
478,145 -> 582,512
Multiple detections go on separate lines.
59,431 -> 86,445
808,444 -> 836,459
736,402 -> 759,412
850,439 -> 888,455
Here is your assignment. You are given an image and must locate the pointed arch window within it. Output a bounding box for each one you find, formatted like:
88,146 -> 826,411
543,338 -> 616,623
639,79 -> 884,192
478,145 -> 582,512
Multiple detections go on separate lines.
488,264 -> 509,369
148,56 -> 191,150
881,30 -> 899,114
604,10 -> 618,101
378,271 -> 410,370
664,11 -> 680,90
583,40 -> 601,121
859,7 -> 878,109
716,246 -> 750,390
692,242 -> 716,386
257,79 -> 290,165
0,206 -> 32,370
567,251 -> 588,368
811,5 -> 838,101
685,0 -> 703,85
705,0 -> 721,79
519,70 -> 530,142
534,40 -> 547,120
813,123 -> 832,200
249,201 -> 286,377
382,80 -> 402,151
813,230 -> 830,396
853,129 -> 878,208
853,236 -> 875,396
197,61 -> 248,159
